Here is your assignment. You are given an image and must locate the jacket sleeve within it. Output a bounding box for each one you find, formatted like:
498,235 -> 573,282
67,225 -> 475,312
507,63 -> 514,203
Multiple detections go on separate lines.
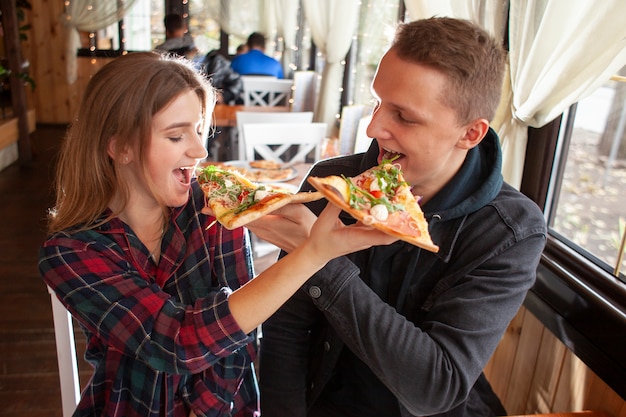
297,231 -> 545,416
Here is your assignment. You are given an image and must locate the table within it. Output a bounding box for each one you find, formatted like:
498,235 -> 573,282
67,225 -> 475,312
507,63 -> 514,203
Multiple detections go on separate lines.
210,104 -> 290,161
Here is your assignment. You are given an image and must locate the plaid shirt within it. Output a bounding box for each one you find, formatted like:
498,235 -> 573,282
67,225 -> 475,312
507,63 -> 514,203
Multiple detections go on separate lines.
39,181 -> 259,417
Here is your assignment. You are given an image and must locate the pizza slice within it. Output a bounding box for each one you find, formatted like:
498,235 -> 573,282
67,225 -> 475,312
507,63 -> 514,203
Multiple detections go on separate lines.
307,162 -> 439,252
196,165 -> 323,230
248,160 -> 283,170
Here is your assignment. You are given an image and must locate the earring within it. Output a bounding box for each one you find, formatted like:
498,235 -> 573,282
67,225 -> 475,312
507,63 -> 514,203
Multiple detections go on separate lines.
123,155 -> 129,164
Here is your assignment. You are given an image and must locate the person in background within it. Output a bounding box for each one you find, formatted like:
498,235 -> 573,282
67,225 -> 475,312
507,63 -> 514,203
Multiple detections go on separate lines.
231,32 -> 284,78
154,13 -> 197,60
250,17 -> 547,417
198,49 -> 244,104
38,51 -> 396,417
236,43 -> 249,56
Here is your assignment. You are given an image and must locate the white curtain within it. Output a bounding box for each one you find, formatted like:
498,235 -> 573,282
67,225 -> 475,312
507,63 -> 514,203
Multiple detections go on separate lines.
209,0 -> 261,40
302,0 -> 361,135
499,0 -> 626,187
63,0 -> 138,84
264,0 -> 300,77
403,0 -> 507,40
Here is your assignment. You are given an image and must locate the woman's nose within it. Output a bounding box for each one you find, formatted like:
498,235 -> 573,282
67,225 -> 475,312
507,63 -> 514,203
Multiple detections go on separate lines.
191,133 -> 209,160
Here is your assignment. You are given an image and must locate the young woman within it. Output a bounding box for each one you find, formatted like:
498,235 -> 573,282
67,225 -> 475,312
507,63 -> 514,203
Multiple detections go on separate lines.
38,51 -> 395,417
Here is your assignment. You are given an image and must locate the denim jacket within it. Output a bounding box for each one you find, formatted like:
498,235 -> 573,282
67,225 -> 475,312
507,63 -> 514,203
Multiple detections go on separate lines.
260,129 -> 547,417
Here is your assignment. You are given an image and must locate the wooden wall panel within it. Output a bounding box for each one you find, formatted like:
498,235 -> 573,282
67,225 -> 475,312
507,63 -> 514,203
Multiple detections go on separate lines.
27,0 -> 65,123
485,305 -> 527,403
24,0 -> 113,124
485,307 -> 626,417
525,328 -> 567,413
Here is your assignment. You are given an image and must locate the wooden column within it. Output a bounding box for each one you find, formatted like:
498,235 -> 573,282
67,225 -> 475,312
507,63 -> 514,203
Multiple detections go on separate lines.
1,0 -> 32,165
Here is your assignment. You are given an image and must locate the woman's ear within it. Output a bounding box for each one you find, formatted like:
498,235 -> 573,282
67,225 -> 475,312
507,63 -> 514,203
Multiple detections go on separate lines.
107,137 -> 132,164
457,118 -> 490,150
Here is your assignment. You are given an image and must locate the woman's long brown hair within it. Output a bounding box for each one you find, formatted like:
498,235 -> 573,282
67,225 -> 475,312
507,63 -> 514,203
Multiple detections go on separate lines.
48,52 -> 215,234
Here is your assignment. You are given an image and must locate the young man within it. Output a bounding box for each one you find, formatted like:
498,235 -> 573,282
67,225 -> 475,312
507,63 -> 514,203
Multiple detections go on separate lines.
230,32 -> 284,78
250,17 -> 547,417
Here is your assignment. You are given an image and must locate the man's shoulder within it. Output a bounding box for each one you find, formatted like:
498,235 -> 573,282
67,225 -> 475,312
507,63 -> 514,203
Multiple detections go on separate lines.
489,183 -> 547,237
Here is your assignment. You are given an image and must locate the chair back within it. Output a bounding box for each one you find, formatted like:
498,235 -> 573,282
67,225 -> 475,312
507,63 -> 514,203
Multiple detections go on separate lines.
47,286 -> 81,417
235,111 -> 314,160
353,114 -> 374,154
338,104 -> 374,155
241,76 -> 294,107
242,122 -> 327,163
292,71 -> 318,112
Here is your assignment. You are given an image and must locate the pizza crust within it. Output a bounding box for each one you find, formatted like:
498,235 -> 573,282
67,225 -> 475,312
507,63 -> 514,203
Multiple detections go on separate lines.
307,175 -> 439,253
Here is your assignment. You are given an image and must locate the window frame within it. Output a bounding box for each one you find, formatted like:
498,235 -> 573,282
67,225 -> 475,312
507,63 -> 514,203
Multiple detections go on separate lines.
522,118 -> 626,399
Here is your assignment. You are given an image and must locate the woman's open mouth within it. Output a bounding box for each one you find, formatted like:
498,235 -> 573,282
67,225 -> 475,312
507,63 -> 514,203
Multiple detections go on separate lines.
175,167 -> 194,185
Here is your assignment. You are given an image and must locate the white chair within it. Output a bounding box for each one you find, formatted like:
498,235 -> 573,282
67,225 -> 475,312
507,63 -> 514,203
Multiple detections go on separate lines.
291,71 -> 318,112
242,122 -> 327,164
338,104 -> 374,155
353,114 -> 374,153
235,111 -> 314,160
241,76 -> 294,107
242,122 -> 327,259
47,286 -> 81,417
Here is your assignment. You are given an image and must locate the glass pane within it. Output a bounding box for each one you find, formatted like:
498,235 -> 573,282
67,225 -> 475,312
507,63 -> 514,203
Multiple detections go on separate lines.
350,0 -> 399,106
550,74 -> 626,277
188,0 -> 222,55
87,0 -> 162,52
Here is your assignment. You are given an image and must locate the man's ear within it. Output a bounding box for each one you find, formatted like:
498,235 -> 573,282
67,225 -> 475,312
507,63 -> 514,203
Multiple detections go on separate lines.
457,118 -> 490,150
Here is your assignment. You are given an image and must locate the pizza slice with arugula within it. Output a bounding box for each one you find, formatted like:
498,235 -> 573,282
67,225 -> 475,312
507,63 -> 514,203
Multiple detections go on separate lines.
196,165 -> 322,230
307,161 -> 439,252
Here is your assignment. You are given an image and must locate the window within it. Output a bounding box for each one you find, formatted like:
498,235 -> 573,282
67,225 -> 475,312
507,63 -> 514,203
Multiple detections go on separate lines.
77,0 -> 164,55
522,71 -> 626,399
546,72 -> 626,280
347,0 -> 402,107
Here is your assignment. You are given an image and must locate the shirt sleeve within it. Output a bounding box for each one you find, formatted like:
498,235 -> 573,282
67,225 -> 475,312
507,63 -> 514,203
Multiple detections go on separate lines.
39,232 -> 254,375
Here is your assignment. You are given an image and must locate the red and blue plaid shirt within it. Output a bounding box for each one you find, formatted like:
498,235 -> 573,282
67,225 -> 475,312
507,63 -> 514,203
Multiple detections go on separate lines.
39,181 -> 259,417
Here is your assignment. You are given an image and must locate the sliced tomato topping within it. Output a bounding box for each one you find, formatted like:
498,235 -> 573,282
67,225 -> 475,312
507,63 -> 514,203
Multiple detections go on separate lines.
370,190 -> 384,199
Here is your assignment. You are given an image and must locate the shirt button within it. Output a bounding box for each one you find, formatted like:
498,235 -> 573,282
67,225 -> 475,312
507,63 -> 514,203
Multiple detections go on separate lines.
323,341 -> 331,352
309,286 -> 322,298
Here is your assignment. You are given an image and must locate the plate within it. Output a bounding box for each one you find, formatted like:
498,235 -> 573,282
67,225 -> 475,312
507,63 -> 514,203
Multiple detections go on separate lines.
263,182 -> 299,193
221,160 -> 298,183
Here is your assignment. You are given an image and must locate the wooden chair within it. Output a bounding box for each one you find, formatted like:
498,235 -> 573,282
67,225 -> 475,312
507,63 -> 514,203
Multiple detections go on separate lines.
235,111 -> 314,160
242,122 -> 327,164
47,286 -> 81,417
241,76 -> 293,107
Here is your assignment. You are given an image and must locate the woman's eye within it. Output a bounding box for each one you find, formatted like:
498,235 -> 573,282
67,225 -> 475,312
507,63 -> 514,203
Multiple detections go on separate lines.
398,113 -> 416,124
168,135 -> 184,143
